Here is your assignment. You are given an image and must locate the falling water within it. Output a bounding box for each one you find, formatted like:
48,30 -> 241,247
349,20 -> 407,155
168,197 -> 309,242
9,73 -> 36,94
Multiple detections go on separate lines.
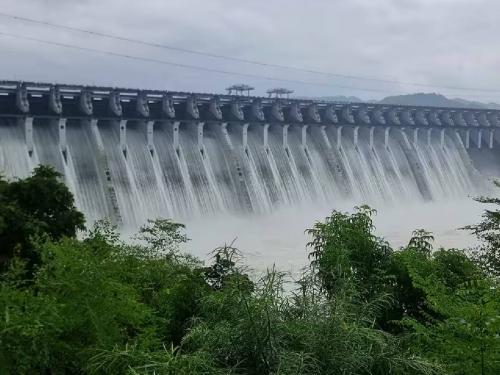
0,118 -> 496,233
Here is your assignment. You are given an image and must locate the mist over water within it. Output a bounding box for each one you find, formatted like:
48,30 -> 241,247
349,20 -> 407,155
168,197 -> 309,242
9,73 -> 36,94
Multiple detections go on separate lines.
0,117 -> 498,272
183,198 -> 486,274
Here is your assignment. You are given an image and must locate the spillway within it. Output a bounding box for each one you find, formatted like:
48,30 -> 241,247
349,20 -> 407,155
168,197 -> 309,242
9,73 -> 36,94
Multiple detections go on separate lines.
0,81 -> 499,231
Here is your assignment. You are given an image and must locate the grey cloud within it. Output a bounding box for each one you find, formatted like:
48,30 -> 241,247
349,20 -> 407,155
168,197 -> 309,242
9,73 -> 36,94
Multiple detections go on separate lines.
0,0 -> 499,102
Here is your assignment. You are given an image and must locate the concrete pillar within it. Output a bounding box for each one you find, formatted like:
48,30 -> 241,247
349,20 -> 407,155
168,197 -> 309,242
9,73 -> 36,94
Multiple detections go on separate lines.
242,123 -> 249,151
427,128 -> 432,146
489,129 -> 495,149
88,117 -> 122,226
23,116 -> 34,157
440,128 -> 445,148
477,129 -> 482,149
384,127 -> 390,148
197,122 -> 205,153
353,126 -> 359,147
146,120 -> 154,155
173,121 -> 180,152
413,128 -> 419,145
369,126 -> 375,149
89,118 -> 99,145
263,124 -> 270,151
400,128 -> 412,149
89,119 -> 102,151
283,124 -> 289,149
321,125 -> 332,149
220,122 -> 234,152
454,130 -> 462,146
89,119 -> 101,149
119,119 -> 127,156
58,118 -> 67,159
301,125 -> 308,148
465,129 -> 470,149
337,126 -> 343,150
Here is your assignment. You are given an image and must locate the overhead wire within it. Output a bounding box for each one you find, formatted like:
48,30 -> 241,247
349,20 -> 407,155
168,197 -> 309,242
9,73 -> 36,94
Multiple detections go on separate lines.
0,31 -> 415,95
1,11 -> 500,94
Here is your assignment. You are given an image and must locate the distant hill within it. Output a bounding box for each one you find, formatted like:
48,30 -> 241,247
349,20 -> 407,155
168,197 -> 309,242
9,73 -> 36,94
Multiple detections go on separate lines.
378,93 -> 500,109
297,92 -> 500,109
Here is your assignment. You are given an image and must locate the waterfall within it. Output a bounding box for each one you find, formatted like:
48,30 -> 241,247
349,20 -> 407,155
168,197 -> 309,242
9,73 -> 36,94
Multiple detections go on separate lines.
0,118 -> 494,229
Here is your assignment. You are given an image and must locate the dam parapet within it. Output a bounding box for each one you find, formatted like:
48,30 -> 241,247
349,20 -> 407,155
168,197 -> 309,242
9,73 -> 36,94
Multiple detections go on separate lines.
1,80 -> 498,131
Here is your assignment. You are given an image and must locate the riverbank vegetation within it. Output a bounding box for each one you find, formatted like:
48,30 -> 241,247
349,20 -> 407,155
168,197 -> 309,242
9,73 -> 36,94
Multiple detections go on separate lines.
0,167 -> 499,374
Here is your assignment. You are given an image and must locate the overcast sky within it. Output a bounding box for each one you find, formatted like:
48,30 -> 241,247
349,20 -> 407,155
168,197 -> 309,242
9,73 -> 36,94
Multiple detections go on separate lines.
1,0 -> 499,102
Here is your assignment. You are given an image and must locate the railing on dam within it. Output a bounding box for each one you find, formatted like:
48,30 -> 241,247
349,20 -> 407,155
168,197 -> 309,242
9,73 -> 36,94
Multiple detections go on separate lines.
0,80 -> 498,152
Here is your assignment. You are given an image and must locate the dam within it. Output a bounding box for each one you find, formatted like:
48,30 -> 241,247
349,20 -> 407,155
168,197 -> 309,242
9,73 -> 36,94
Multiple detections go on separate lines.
0,80 -> 499,229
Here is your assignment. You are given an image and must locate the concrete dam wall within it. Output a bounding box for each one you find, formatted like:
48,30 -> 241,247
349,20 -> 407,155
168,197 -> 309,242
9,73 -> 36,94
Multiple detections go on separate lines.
0,81 -> 499,228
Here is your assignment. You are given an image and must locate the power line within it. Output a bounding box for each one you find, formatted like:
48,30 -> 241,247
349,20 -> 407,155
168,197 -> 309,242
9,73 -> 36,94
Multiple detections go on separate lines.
1,11 -> 500,94
1,31 -> 500,101
0,31 -> 412,95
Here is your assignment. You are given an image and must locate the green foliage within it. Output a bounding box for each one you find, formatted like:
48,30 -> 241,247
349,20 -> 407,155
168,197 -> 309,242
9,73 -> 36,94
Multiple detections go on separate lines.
464,180 -> 500,277
390,229 -> 470,323
0,219 -> 207,374
304,205 -> 499,375
0,209 -> 440,375
407,229 -> 435,256
202,243 -> 253,291
0,165 -> 85,269
0,166 -> 498,374
306,205 -> 393,300
135,218 -> 188,257
404,270 -> 500,374
394,226 -> 498,374
87,344 -> 225,375
185,266 -> 439,375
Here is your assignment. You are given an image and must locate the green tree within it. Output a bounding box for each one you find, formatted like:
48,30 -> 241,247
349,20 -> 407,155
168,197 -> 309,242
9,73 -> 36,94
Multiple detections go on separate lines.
387,230 -> 485,333
0,219 -> 207,374
464,180 -> 500,277
0,165 -> 85,270
306,205 -> 393,301
405,273 -> 499,374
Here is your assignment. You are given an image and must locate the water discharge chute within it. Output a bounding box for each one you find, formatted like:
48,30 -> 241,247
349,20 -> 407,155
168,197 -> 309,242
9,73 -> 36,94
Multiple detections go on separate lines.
0,80 -> 498,229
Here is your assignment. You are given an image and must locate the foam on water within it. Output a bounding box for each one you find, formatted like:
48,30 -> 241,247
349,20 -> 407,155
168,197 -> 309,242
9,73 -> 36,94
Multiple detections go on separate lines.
182,198 -> 487,274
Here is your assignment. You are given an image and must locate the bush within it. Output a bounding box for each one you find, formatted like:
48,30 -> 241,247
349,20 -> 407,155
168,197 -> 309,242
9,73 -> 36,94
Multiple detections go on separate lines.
1,166 -> 498,374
